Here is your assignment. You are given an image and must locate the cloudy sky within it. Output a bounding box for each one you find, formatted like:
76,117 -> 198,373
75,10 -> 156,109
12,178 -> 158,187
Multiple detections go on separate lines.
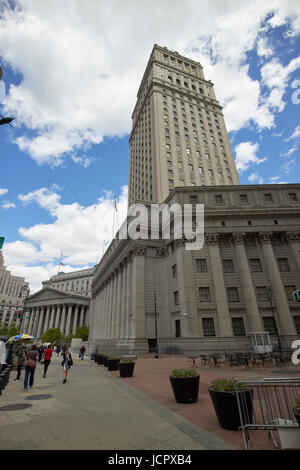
0,0 -> 299,293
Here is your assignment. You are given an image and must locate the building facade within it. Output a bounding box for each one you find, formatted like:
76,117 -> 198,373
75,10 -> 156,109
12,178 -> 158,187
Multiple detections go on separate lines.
23,267 -> 95,339
0,250 -> 30,328
128,44 -> 240,206
89,185 -> 300,353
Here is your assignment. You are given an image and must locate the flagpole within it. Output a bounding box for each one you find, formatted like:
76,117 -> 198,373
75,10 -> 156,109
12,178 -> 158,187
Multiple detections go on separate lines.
58,252 -> 62,275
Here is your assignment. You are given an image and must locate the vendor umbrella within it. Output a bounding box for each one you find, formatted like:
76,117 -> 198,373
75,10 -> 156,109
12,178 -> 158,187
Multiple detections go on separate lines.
7,334 -> 36,343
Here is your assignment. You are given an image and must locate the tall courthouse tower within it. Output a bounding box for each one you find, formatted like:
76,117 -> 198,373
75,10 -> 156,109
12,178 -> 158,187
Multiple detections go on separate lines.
128,45 -> 240,206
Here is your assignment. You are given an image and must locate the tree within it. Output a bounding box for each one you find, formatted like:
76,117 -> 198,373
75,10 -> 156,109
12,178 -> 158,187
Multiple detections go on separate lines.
0,321 -> 18,338
41,328 -> 62,344
75,325 -> 89,341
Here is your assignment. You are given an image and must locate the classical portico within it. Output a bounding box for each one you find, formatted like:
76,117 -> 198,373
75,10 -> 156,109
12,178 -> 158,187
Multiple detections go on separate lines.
23,287 -> 90,339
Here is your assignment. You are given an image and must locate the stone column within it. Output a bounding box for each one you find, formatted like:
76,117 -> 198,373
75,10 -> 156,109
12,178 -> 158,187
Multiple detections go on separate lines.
110,272 -> 118,339
232,232 -> 263,332
176,240 -> 200,337
60,304 -> 67,335
101,283 -> 108,338
55,305 -> 61,329
115,266 -> 123,340
103,279 -> 110,338
8,308 -> 15,325
43,305 -> 51,333
120,261 -> 127,340
49,305 -> 56,330
79,305 -> 85,326
257,232 -> 296,336
131,246 -> 146,339
125,255 -> 132,339
105,278 -> 113,338
36,306 -> 45,339
65,304 -> 73,336
72,304 -> 79,335
27,307 -> 34,334
205,233 -> 233,337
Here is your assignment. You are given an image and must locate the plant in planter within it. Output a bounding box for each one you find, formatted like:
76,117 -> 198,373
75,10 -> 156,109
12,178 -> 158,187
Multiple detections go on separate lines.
293,397 -> 300,426
107,356 -> 120,371
208,378 -> 253,431
169,369 -> 199,404
118,358 -> 135,377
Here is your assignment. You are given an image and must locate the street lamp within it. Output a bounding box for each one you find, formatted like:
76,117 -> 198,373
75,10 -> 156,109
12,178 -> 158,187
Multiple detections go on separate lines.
153,292 -> 159,358
266,286 -> 282,353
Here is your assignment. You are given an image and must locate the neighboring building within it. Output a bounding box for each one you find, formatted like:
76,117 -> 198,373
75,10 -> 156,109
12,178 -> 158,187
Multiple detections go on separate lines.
128,44 -> 240,206
23,267 -> 95,339
89,45 -> 300,354
0,250 -> 30,328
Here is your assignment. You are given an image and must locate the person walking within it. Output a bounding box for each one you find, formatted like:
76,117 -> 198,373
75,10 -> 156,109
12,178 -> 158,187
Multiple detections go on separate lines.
79,345 -> 86,360
43,344 -> 53,378
38,345 -> 44,362
61,349 -> 73,384
56,344 -> 61,357
23,345 -> 39,391
14,345 -> 26,381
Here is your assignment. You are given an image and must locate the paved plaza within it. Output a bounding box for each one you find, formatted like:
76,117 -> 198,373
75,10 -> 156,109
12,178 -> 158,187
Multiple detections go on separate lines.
0,353 -> 299,451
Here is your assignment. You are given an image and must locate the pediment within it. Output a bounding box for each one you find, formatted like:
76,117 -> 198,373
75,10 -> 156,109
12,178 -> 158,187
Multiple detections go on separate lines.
27,287 -> 88,303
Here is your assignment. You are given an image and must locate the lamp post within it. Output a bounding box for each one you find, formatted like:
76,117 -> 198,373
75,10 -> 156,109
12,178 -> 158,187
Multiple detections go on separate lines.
19,286 -> 29,334
153,292 -> 159,358
266,286 -> 282,353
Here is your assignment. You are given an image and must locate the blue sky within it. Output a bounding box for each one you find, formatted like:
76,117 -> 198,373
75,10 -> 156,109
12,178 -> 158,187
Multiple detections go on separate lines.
0,0 -> 299,292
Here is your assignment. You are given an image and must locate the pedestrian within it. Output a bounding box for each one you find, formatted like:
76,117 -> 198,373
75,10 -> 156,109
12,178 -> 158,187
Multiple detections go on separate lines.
79,345 -> 86,360
23,345 -> 39,391
38,345 -> 44,362
56,344 -> 61,357
14,345 -> 26,381
43,344 -> 53,378
61,348 -> 73,384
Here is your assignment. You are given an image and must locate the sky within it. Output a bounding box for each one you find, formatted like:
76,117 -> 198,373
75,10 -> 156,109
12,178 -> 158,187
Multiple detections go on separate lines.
0,0 -> 299,293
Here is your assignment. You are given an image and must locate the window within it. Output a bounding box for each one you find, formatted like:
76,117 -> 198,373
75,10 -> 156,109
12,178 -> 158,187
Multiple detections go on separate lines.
289,193 -> 298,202
263,317 -> 277,335
219,236 -> 230,248
285,285 -> 296,301
175,319 -> 181,337
208,169 -> 213,177
240,194 -> 248,203
256,286 -> 269,302
272,236 -> 283,246
245,236 -> 256,248
277,258 -> 290,272
174,291 -> 179,305
188,164 -> 193,171
196,287 -> 211,305
196,259 -> 207,273
293,316 -> 300,334
232,318 -> 246,336
215,194 -> 223,204
202,318 -> 215,336
172,264 -> 177,278
190,195 -> 198,204
264,193 -> 273,202
222,259 -> 234,273
249,258 -> 262,272
227,287 -> 239,302
199,167 -> 203,174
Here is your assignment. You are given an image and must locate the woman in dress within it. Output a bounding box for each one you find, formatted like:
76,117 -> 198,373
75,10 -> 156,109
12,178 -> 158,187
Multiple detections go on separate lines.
61,348 -> 73,384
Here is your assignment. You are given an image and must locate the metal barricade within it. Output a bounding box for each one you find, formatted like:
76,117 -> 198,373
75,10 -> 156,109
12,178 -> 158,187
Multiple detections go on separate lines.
234,378 -> 300,450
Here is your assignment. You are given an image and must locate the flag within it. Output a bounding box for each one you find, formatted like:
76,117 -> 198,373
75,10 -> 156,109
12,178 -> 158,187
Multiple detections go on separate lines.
60,262 -> 65,266
0,237 -> 4,249
114,194 -> 118,212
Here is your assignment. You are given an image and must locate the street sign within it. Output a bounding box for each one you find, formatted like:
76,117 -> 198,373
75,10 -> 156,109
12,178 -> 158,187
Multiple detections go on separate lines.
293,289 -> 300,302
0,237 -> 4,249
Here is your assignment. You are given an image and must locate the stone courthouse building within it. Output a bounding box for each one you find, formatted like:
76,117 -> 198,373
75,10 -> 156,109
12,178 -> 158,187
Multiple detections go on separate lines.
88,44 -> 300,353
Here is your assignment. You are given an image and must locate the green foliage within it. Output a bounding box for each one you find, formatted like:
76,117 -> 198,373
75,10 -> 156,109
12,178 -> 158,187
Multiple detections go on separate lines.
210,378 -> 246,392
119,358 -> 135,364
41,328 -> 62,344
0,321 -> 18,338
75,325 -> 89,341
171,369 -> 198,378
107,356 -> 120,360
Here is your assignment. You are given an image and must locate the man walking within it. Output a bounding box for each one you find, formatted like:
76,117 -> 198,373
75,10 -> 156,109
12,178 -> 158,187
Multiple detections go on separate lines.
43,344 -> 53,378
79,345 -> 86,360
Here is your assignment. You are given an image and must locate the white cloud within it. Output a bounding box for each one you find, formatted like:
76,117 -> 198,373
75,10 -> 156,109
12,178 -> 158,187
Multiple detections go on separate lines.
71,154 -> 95,168
1,201 -> 16,209
0,1 -> 299,164
234,141 -> 267,173
0,188 -> 8,196
285,125 -> 300,141
3,185 -> 128,292
248,172 -> 264,184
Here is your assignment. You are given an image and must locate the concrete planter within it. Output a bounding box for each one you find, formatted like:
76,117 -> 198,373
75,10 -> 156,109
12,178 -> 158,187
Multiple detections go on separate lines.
169,375 -> 199,403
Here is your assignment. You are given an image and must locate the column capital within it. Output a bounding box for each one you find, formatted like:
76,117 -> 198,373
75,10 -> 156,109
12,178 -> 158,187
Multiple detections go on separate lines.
284,231 -> 300,244
132,245 -> 147,257
231,232 -> 246,246
205,232 -> 219,245
156,247 -> 168,258
256,231 -> 273,245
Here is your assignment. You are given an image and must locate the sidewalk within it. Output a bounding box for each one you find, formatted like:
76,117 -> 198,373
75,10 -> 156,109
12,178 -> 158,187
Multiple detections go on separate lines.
0,356 -> 233,450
